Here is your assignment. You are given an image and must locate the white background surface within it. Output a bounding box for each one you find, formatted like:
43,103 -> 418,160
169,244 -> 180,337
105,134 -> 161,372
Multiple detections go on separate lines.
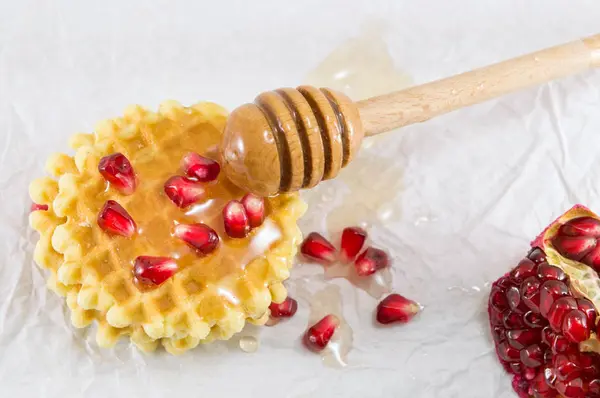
2,0 -> 600,397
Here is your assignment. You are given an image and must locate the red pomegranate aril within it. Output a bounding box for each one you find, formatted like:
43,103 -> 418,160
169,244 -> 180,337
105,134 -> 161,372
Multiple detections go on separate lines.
133,256 -> 177,286
269,297 -> 298,318
583,245 -> 600,271
562,309 -> 591,343
589,379 -> 600,395
509,362 -> 524,375
30,203 -> 49,212
520,344 -> 544,368
491,326 -> 505,344
521,276 -> 542,312
552,334 -> 570,354
554,354 -> 581,381
339,226 -> 367,262
490,286 -> 509,312
542,327 -> 556,346
559,217 -> 600,237
576,298 -> 597,327
181,152 -> 220,182
240,194 -> 265,229
490,307 -> 505,326
506,329 -> 541,350
497,341 -> 521,362
552,235 -> 596,262
506,286 -> 523,313
555,377 -> 586,398
532,371 -> 557,397
303,314 -> 339,352
524,311 -> 546,329
539,280 -> 569,317
511,258 -> 537,283
97,200 -> 136,237
300,232 -> 336,264
543,365 -> 558,387
376,293 -> 420,325
547,296 -> 578,332
222,200 -> 250,238
523,367 -> 537,381
98,153 -> 137,195
355,247 -> 390,276
504,312 -> 526,330
497,276 -> 511,290
164,176 -> 205,208
537,263 -> 567,282
173,223 -> 219,255
528,247 -> 547,264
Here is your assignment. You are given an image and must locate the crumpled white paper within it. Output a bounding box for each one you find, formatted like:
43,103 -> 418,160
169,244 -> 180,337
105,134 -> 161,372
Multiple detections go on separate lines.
2,0 -> 600,397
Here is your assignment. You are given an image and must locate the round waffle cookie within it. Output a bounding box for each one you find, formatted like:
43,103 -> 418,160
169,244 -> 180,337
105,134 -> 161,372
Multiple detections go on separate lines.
28,101 -> 306,354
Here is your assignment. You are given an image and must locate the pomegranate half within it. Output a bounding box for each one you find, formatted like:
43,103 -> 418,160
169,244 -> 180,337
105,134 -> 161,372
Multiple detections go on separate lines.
488,205 -> 600,398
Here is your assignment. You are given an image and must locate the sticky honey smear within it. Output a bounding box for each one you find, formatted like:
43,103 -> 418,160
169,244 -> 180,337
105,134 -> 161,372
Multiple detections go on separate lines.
29,101 -> 306,354
541,206 -> 600,353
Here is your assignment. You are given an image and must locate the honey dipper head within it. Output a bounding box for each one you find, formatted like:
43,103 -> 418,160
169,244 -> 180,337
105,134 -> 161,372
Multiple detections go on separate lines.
219,86 -> 364,196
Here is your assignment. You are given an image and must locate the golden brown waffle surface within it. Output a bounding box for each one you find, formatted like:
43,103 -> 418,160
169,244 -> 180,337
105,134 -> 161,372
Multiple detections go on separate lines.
28,101 -> 306,354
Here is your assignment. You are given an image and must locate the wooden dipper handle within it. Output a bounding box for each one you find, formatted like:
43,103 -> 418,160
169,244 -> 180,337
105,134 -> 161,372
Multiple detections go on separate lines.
220,34 -> 600,196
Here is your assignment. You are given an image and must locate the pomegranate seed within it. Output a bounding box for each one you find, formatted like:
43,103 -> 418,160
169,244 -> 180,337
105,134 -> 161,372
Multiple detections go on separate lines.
551,334 -> 570,354
506,329 -> 541,350
30,203 -> 48,212
554,354 -> 581,381
491,326 -> 505,344
339,227 -> 367,262
524,311 -> 546,329
542,327 -> 555,346
300,232 -> 336,264
506,286 -> 523,313
222,200 -> 250,238
520,344 -> 544,368
562,309 -> 590,343
490,286 -> 509,312
240,194 -> 265,229
489,307 -> 505,326
578,352 -> 600,377
555,377 -> 585,398
269,297 -> 298,318
523,367 -> 537,381
173,223 -> 219,255
497,340 -> 521,362
552,235 -> 596,262
511,375 -> 531,398
303,314 -> 339,352
543,365 -> 557,387
521,276 -> 541,312
133,256 -> 177,286
589,379 -> 600,395
559,217 -> 600,237
355,247 -> 390,276
583,245 -> 600,271
528,247 -> 547,264
164,176 -> 205,208
97,200 -> 136,237
181,152 -> 220,182
532,371 -> 556,397
511,258 -> 537,283
509,362 -> 524,375
537,263 -> 567,282
376,293 -> 420,325
539,280 -> 569,317
576,298 -> 597,327
547,296 -> 578,332
98,153 -> 137,195
503,312 -> 526,330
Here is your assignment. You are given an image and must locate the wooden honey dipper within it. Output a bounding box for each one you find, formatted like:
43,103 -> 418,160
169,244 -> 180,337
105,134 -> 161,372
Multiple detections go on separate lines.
220,34 -> 600,196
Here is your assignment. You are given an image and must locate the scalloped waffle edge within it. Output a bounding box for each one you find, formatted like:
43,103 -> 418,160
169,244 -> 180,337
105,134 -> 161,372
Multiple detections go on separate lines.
29,101 -> 307,354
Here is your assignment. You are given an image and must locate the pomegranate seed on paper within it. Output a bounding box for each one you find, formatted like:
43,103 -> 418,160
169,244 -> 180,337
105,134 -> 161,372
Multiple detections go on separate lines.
269,297 -> 298,318
376,294 -> 420,325
303,314 -> 339,352
339,226 -> 367,262
300,232 -> 336,265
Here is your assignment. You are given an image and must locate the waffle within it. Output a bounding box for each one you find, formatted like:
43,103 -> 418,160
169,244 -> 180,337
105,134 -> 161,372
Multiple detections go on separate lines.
29,101 -> 306,354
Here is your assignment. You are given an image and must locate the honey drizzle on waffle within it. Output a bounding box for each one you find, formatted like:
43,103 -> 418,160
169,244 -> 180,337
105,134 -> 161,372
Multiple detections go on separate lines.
29,102 -> 306,354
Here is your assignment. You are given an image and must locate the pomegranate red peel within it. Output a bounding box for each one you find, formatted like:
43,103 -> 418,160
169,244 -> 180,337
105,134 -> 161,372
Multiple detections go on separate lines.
98,153 -> 137,195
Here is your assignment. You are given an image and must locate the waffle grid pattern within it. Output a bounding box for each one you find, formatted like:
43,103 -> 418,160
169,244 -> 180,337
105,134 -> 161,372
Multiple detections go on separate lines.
29,101 -> 306,354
